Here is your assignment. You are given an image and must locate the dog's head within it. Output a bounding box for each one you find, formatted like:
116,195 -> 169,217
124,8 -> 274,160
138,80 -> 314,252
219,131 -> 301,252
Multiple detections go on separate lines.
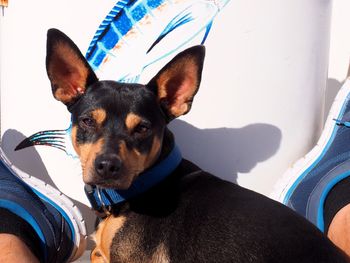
46,29 -> 205,189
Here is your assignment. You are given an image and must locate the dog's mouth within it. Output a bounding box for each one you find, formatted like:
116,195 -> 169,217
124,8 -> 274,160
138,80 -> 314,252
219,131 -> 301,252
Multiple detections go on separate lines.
86,179 -> 132,190
84,170 -> 139,190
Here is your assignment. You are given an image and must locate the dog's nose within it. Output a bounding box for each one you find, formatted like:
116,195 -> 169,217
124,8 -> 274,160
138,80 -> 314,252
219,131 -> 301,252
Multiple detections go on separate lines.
95,154 -> 121,178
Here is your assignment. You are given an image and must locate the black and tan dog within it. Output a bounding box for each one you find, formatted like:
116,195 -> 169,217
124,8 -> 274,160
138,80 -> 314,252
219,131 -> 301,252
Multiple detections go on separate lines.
44,29 -> 349,263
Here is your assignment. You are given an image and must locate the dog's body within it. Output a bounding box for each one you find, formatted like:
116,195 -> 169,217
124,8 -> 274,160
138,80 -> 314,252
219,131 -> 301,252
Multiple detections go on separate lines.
91,158 -> 348,263
45,29 -> 349,263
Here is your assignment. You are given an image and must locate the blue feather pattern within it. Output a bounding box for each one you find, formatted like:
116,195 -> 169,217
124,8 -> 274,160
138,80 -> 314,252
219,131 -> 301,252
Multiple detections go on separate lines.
85,0 -> 231,82
86,0 -> 165,70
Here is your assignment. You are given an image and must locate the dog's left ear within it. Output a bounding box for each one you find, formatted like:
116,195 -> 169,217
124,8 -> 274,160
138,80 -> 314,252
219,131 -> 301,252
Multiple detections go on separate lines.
147,45 -> 205,121
46,28 -> 98,107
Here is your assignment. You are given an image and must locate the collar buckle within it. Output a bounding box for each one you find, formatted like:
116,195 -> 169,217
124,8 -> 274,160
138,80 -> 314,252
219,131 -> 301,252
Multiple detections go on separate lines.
84,184 -> 111,214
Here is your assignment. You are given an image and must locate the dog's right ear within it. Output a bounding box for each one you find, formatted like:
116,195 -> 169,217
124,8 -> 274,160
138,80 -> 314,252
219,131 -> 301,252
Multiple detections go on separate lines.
46,29 -> 98,107
147,45 -> 205,122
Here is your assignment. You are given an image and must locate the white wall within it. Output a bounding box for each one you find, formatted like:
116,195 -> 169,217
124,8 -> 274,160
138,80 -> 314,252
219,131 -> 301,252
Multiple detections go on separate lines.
326,0 -> 350,117
1,0 -> 349,248
175,0 -> 333,195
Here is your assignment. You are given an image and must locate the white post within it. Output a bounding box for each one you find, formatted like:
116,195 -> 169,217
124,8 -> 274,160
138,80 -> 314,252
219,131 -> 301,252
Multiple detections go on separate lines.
172,0 -> 333,195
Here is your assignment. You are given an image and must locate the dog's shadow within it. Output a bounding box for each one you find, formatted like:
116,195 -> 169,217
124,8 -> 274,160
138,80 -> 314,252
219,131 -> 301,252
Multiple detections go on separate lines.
169,120 -> 282,183
0,120 -> 281,248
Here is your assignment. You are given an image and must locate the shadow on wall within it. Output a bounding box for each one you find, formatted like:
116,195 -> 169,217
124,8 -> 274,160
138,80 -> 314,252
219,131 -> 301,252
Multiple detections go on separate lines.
169,120 -> 282,183
325,78 -> 344,122
0,129 -> 97,249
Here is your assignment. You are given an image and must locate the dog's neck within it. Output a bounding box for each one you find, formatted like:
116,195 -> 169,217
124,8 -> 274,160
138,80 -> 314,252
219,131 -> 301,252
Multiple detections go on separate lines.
157,127 -> 176,162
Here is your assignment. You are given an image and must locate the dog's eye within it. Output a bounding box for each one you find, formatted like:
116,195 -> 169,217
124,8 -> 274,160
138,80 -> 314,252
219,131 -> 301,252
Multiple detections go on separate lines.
79,117 -> 96,129
134,122 -> 150,135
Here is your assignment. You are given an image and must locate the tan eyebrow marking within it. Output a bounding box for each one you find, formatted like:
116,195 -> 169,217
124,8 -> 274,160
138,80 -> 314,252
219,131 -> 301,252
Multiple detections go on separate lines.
125,113 -> 142,132
91,108 -> 107,125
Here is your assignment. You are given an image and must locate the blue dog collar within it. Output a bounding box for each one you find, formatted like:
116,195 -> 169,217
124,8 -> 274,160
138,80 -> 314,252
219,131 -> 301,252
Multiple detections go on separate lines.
85,144 -> 182,213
